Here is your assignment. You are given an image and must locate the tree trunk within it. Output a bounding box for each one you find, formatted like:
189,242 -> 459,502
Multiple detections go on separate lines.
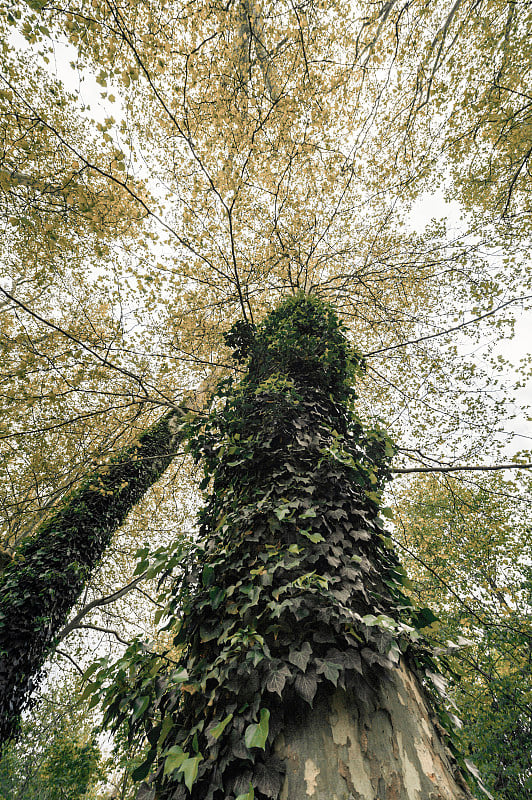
276,660 -> 472,800
0,407 -> 186,746
122,296 -> 476,800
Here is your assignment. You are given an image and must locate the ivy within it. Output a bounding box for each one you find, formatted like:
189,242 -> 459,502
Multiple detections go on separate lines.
0,408 -> 186,746
96,295 -> 471,799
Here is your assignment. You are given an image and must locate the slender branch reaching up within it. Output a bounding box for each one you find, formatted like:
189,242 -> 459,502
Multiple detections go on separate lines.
55,650 -> 85,676
364,295 -> 531,357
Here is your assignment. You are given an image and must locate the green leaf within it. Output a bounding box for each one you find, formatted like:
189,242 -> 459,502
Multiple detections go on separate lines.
133,558 -> 149,576
179,755 -> 203,791
132,695 -> 150,721
202,564 -> 215,586
83,659 -> 107,681
294,672 -> 318,704
274,505 -> 291,521
412,608 -> 439,629
299,529 -> 324,543
131,751 -> 156,782
244,708 -> 270,750
209,713 -> 233,740
78,680 -> 97,703
209,585 -> 226,609
158,715 -> 174,748
316,660 -> 341,686
163,746 -> 187,776
170,667 -> 189,683
266,665 -> 291,695
288,641 -> 312,672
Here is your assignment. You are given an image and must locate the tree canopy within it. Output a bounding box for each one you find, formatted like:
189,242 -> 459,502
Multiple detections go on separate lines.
0,0 -> 531,797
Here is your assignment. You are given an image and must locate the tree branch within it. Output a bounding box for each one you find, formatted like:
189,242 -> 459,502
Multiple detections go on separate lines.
364,295 -> 531,357
392,462 -> 532,475
56,572 -> 148,645
0,284 -> 151,397
55,649 -> 85,676
68,623 -> 131,647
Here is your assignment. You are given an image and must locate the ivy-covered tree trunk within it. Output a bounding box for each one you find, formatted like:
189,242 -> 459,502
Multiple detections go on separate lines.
0,407 -> 186,746
111,295 -> 474,800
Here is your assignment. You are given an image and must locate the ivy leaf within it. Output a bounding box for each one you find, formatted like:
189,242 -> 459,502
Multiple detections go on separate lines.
343,649 -> 362,673
288,641 -> 312,672
208,713 -> 233,740
131,752 -> 156,782
266,665 -> 291,696
202,564 -> 215,586
412,608 -> 439,629
274,505 -> 291,521
163,747 -> 187,776
178,755 -> 203,790
299,529 -> 324,543
316,660 -> 341,686
209,586 -> 226,609
170,667 -> 189,684
294,672 -> 318,705
387,640 -> 401,663
244,708 -> 270,750
158,715 -> 174,748
426,670 -> 448,697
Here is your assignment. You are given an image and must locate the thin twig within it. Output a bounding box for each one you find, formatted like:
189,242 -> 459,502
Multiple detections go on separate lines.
393,463 -> 532,475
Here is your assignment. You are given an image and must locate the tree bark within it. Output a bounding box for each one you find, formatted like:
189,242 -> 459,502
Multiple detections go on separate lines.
276,660 -> 472,800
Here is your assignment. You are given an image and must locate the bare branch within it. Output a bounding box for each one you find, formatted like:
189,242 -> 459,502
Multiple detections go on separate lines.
365,295 -> 531,357
0,284 -> 151,396
55,571 -> 148,645
393,463 -> 532,475
55,649 -> 84,676
69,623 -> 131,647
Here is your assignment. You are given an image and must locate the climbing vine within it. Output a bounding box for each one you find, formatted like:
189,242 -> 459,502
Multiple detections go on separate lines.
0,408 -> 185,746
91,295 -> 471,799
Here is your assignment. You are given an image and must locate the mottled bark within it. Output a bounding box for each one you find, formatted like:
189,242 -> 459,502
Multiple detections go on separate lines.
276,660 -> 473,800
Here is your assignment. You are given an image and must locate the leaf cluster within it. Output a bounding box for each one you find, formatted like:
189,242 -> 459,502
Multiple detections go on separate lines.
395,473 -> 532,799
